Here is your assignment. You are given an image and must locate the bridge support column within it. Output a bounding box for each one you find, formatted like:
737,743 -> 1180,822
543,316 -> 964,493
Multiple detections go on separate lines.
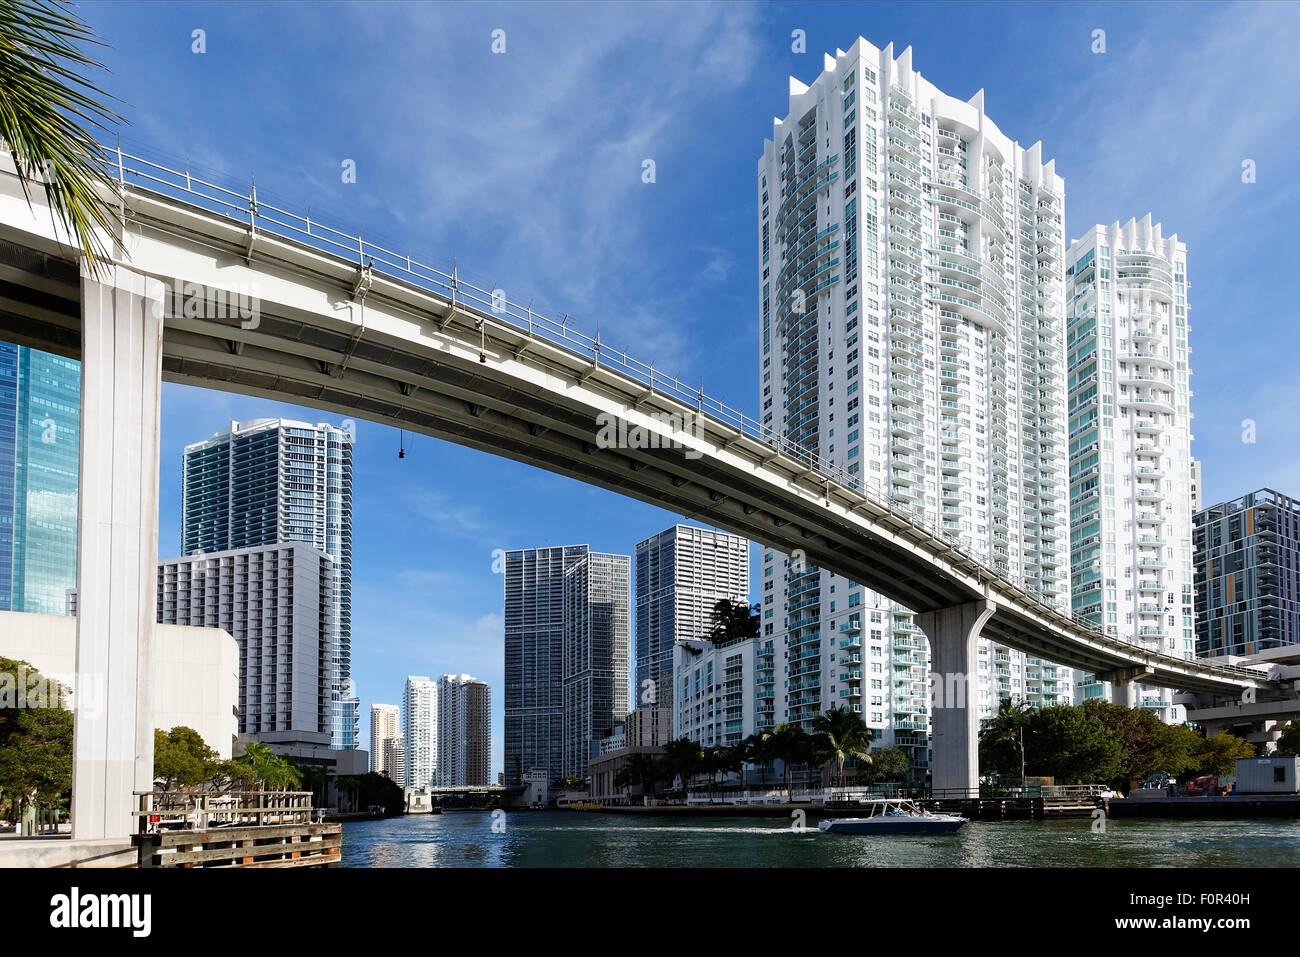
1099,666 -> 1154,710
71,266 -> 165,841
1112,681 -> 1139,709
917,599 -> 995,798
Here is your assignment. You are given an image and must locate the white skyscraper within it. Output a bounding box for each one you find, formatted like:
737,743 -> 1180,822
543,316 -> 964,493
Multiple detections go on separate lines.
404,676 -> 437,788
756,38 -> 1072,775
182,417 -> 358,751
1066,216 -> 1194,722
156,543 -> 334,750
436,674 -> 491,787
371,703 -> 401,776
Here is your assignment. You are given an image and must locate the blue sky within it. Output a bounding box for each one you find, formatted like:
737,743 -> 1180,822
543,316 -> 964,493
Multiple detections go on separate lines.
80,1 -> 1300,773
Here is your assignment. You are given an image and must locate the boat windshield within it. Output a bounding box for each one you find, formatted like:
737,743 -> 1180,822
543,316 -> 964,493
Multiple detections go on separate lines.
865,799 -> 936,818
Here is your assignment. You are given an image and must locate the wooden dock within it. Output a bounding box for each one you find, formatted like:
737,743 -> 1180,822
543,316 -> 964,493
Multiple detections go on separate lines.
132,790 -> 341,868
134,822 -> 341,867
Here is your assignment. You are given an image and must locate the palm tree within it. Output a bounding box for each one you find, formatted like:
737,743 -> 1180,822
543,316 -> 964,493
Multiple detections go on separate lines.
740,730 -> 776,790
613,767 -> 632,799
662,738 -> 702,799
1,0 -> 124,270
770,724 -> 812,802
625,751 -> 660,799
812,706 -> 874,792
980,697 -> 1034,787
708,598 -> 760,647
234,742 -> 303,791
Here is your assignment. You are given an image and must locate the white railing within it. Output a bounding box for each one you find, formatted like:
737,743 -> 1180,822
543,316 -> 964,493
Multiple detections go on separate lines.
80,138 -> 1261,688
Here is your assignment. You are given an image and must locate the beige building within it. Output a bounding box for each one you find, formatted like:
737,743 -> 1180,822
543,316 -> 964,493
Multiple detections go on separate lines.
0,610 -> 238,758
371,703 -> 400,775
588,707 -> 672,803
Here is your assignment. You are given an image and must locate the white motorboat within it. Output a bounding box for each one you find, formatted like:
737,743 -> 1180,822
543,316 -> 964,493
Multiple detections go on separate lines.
818,798 -> 967,835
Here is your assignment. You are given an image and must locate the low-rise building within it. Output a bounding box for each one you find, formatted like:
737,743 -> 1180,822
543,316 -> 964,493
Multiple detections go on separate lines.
673,637 -> 757,747
0,610 -> 238,758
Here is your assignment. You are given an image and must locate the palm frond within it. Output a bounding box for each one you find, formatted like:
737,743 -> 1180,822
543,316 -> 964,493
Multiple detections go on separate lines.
0,0 -> 125,273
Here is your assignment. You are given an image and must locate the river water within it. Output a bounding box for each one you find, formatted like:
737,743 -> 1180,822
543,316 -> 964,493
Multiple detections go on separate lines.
339,810 -> 1300,867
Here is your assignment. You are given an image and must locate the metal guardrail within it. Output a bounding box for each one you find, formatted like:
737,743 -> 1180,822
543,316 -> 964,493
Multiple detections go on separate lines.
134,790 -> 316,833
79,139 -> 1259,687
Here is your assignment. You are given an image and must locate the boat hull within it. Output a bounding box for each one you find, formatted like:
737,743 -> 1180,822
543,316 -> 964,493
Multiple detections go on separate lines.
819,816 -> 966,835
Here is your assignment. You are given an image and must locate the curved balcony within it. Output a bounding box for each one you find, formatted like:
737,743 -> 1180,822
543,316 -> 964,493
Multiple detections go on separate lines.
1126,348 -> 1174,370
930,180 -> 1008,240
1118,270 -> 1173,300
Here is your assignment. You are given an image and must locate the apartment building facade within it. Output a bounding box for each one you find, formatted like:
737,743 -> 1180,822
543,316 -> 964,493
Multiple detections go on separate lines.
1066,216 -> 1194,721
182,417 -> 358,750
1195,488 -> 1300,656
634,524 -> 749,710
756,38 -> 1071,773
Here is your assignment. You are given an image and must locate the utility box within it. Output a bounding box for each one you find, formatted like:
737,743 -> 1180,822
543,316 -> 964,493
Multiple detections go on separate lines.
1235,756 -> 1300,794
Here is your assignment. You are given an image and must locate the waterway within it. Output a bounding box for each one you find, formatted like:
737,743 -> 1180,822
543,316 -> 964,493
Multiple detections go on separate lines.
339,810 -> 1300,867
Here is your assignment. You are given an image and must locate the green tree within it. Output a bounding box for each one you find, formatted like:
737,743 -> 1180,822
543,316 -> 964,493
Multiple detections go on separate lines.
232,741 -> 303,790
979,698 -> 1034,781
624,751 -> 661,798
1276,723 -> 1300,757
662,738 -> 703,797
861,746 -> 911,785
293,761 -> 333,808
0,0 -> 124,270
153,726 -> 217,790
1024,705 -> 1122,784
708,598 -> 760,647
352,772 -> 404,815
0,657 -> 73,828
1083,699 -> 1163,790
1152,723 -> 1204,779
613,767 -> 632,797
812,706 -> 873,790
769,724 -> 812,801
1194,731 -> 1255,777
739,730 -> 775,789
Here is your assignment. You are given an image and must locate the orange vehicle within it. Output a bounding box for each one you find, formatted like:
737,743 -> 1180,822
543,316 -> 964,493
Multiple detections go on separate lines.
1185,775 -> 1219,796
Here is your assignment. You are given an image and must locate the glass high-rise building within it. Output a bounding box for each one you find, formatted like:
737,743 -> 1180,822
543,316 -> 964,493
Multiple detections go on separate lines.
181,417 -> 358,749
634,524 -> 750,711
0,343 -> 80,614
503,545 -> 630,785
1066,217 -> 1194,722
1195,489 -> 1300,656
756,39 -> 1072,775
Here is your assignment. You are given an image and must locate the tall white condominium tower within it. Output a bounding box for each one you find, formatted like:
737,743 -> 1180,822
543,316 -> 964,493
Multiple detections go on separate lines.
504,545 -> 630,784
1065,216 -> 1194,722
157,543 -> 334,750
404,676 -> 437,788
756,39 -> 1072,772
182,418 -> 358,751
370,703 -> 401,776
634,525 -> 750,710
436,674 -> 492,786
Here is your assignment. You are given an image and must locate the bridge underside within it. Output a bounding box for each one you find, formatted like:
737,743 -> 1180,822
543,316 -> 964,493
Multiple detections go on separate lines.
0,223 -> 1256,698
0,179 -> 1276,835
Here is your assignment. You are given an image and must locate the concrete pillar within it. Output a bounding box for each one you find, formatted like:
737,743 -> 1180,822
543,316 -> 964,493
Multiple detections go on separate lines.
917,599 -> 995,798
1112,680 -> 1139,709
71,266 -> 165,841
1102,666 -> 1152,710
